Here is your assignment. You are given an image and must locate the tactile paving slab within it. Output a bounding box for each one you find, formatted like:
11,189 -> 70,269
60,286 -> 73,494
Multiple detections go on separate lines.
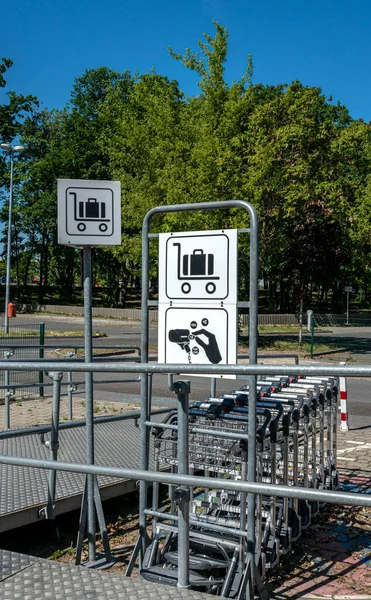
0,550 -> 213,599
0,419 -> 154,520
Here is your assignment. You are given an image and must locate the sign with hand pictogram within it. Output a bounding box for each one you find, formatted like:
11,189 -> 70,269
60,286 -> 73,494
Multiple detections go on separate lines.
158,304 -> 237,378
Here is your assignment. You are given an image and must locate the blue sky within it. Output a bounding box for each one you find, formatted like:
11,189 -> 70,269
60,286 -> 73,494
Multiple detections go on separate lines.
1,0 -> 371,121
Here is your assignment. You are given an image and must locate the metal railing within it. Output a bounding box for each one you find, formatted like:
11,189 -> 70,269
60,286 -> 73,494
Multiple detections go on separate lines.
0,360 -> 369,482
0,322 -> 43,403
0,344 -> 141,428
0,359 -> 370,597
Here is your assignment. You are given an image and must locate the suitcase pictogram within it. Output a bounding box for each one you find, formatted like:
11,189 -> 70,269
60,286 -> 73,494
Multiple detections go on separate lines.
71,192 -> 109,232
173,243 -> 219,295
182,249 -> 215,277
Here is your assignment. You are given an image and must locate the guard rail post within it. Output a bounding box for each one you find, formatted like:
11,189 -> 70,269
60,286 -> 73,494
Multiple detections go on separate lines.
39,322 -> 45,397
67,350 -> 76,420
4,348 -> 13,430
339,362 -> 349,432
172,380 -> 190,589
39,370 -> 63,519
310,316 -> 315,359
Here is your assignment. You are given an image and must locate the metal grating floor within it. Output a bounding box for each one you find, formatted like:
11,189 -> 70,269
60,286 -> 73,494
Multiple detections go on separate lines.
0,419 -> 153,530
0,549 -> 213,599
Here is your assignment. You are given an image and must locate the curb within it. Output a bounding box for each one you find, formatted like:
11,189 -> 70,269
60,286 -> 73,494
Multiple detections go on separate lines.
304,348 -> 348,358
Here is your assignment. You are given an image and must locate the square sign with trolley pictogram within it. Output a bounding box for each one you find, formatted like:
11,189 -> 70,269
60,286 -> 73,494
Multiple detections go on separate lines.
57,179 -> 121,246
159,229 -> 237,303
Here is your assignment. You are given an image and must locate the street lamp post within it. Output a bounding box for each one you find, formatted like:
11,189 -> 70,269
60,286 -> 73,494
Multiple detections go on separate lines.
0,143 -> 24,333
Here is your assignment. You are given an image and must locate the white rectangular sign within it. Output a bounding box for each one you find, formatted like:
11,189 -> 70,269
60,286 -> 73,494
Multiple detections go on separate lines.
159,229 -> 237,304
58,179 -> 121,246
158,304 -> 237,378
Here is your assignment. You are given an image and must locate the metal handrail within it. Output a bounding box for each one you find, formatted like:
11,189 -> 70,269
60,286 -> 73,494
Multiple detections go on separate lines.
0,453 -> 370,508
0,360 -> 368,376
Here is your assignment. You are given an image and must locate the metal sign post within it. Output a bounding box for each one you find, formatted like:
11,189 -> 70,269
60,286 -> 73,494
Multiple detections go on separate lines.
58,178 -> 121,568
345,286 -> 353,325
138,201 -> 259,598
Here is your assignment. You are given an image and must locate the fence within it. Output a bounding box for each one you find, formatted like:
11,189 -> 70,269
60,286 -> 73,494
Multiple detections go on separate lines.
0,322 -> 44,403
0,343 -> 141,429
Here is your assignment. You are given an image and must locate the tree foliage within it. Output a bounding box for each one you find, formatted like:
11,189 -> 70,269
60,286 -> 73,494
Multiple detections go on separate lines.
1,23 -> 371,311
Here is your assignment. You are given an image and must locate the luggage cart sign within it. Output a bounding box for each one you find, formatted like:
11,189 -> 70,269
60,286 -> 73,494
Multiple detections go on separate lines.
159,229 -> 237,303
57,179 -> 121,246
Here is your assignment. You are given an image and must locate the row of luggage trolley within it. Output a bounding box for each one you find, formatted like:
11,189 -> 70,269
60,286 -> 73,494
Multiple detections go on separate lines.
137,374 -> 339,597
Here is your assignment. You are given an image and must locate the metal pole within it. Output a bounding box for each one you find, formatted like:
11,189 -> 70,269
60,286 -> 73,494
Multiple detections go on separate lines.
4,152 -> 14,334
39,322 -> 45,397
67,370 -> 73,420
139,210 -> 151,561
346,292 -> 349,325
247,203 -> 259,597
310,316 -> 315,359
67,350 -> 76,420
83,246 -> 96,563
299,292 -> 303,346
40,371 -> 62,519
4,349 -> 13,430
173,380 -> 190,589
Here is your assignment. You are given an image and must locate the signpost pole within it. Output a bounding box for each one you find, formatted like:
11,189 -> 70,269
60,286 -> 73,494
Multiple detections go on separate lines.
83,246 -> 96,563
346,291 -> 350,325
58,178 -> 120,568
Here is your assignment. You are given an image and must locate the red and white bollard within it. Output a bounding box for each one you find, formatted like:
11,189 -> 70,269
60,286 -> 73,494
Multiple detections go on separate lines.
339,362 -> 349,431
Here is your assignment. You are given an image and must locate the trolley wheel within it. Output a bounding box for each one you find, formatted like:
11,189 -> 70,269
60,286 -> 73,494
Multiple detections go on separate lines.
181,282 -> 191,294
309,499 -> 319,517
77,223 -> 86,232
331,469 -> 339,489
99,223 -> 108,232
289,509 -> 300,540
266,536 -> 278,568
205,282 -> 216,294
298,499 -> 311,528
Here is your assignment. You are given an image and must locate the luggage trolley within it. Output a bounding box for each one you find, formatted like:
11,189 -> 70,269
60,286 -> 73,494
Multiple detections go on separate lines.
141,401 -> 269,596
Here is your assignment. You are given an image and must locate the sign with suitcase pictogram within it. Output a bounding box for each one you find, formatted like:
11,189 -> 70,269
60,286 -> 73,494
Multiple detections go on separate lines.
57,179 -> 121,246
159,230 -> 237,302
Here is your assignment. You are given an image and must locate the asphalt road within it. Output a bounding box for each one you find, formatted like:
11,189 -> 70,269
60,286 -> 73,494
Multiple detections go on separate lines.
5,313 -> 371,430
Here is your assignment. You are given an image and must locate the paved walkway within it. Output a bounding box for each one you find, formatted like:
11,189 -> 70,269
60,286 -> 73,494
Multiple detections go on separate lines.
0,395 -> 140,431
268,426 -> 371,599
0,549 -> 214,600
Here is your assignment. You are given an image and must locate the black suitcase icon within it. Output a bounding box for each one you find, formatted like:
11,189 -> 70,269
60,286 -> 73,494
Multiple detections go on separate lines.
78,198 -> 106,219
183,249 -> 214,277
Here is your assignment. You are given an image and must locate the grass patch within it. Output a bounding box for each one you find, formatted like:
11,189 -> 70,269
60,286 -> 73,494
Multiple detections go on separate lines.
258,324 -> 301,333
240,337 -> 342,355
46,330 -> 107,338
